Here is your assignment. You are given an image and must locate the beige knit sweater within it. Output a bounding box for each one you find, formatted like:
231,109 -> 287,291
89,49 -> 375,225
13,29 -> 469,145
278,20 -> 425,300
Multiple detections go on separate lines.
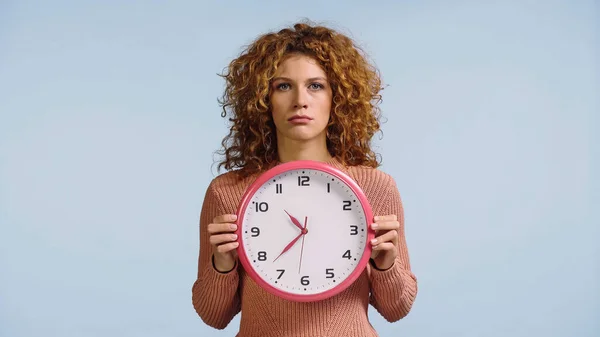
192,158 -> 418,336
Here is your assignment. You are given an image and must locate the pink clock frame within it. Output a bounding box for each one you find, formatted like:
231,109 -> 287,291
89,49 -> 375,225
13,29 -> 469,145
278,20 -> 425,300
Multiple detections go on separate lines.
235,160 -> 375,302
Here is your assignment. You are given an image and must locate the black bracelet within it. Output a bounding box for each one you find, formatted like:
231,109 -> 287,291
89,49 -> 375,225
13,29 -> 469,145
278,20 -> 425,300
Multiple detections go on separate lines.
212,254 -> 236,274
369,258 -> 391,271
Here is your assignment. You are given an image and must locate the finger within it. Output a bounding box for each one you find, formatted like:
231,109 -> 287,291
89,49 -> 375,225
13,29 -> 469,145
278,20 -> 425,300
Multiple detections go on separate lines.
213,214 -> 238,224
374,214 -> 397,222
371,242 -> 396,252
371,220 -> 399,231
210,233 -> 238,246
216,241 -> 239,253
208,222 -> 237,234
371,229 -> 398,246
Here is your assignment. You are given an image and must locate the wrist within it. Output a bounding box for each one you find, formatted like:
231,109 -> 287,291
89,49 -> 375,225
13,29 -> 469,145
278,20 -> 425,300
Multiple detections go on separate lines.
370,258 -> 394,271
212,254 -> 236,273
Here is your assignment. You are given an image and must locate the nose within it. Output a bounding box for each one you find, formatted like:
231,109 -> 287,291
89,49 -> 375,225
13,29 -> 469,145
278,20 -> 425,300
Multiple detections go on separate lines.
293,89 -> 308,109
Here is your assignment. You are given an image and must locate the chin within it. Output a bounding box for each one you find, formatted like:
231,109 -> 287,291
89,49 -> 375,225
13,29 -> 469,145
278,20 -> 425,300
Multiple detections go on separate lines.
290,134 -> 319,142
280,130 -> 326,143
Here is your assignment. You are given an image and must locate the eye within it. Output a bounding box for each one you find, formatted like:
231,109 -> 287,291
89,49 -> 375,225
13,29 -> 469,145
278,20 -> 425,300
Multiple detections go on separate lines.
276,83 -> 291,91
309,83 -> 324,90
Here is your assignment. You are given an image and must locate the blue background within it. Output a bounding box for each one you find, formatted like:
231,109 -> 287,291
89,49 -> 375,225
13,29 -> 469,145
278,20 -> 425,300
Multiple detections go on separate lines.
1,1 -> 597,336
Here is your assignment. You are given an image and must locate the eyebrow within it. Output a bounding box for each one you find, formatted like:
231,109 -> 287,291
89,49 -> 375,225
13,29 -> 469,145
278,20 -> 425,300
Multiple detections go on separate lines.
272,76 -> 328,82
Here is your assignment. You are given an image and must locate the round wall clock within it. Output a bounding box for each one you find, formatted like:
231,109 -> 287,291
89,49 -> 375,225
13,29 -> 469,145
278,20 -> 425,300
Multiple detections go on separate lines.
235,160 -> 375,302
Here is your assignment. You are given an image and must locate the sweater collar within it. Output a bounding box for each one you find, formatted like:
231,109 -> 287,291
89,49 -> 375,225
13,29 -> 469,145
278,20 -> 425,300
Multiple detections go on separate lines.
273,156 -> 348,172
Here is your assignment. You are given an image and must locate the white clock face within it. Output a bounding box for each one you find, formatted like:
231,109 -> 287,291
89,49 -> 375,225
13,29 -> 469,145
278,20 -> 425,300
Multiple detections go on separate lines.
239,168 -> 369,297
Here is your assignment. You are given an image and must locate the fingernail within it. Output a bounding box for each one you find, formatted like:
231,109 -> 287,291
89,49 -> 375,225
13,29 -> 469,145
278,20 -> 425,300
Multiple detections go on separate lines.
230,224 -> 237,230
371,239 -> 378,245
374,216 -> 380,221
372,223 -> 378,229
231,214 -> 238,220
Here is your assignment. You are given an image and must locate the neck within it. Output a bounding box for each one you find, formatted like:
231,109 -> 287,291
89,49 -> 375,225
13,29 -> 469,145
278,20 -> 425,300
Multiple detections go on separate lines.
276,135 -> 333,163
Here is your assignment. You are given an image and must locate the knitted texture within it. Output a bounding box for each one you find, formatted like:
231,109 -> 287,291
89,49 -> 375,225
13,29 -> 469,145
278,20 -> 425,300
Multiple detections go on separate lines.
192,158 -> 418,337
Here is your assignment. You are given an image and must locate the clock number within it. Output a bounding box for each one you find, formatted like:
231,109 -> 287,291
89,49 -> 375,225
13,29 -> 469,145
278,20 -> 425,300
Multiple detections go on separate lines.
327,182 -> 331,193
342,200 -> 352,211
342,249 -> 352,260
349,225 -> 358,235
257,251 -> 267,261
275,183 -> 282,194
276,269 -> 285,279
250,227 -> 260,237
254,201 -> 269,212
301,275 -> 310,286
326,268 -> 335,278
298,176 -> 310,186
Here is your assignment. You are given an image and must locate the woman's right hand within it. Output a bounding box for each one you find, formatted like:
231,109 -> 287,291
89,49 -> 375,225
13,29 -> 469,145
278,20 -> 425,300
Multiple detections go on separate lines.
207,214 -> 239,272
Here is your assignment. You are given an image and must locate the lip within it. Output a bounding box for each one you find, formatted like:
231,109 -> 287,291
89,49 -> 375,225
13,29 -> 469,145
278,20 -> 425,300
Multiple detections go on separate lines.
287,115 -> 313,122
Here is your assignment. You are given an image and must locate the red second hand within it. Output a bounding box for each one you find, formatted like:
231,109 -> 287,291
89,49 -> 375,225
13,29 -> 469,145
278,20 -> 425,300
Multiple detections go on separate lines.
298,216 -> 307,273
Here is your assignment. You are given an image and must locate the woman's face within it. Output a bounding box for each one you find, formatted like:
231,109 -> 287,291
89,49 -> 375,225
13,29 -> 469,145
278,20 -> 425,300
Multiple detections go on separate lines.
269,54 -> 332,146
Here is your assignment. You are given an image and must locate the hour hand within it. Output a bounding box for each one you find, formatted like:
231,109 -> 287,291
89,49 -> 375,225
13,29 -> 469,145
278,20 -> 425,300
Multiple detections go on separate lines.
284,210 -> 304,231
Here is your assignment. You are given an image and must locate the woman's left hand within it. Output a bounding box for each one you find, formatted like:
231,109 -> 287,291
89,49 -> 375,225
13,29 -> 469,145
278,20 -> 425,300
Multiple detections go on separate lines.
370,214 -> 400,270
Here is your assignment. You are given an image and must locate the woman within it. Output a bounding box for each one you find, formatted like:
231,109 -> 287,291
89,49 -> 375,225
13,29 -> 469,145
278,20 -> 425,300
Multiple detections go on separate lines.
192,21 -> 418,336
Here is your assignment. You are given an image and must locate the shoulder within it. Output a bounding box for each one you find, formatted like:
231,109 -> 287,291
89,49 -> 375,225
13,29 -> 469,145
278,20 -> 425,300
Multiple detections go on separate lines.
345,164 -> 398,191
203,169 -> 261,212
208,170 -> 247,190
205,169 -> 258,199
344,165 -> 402,213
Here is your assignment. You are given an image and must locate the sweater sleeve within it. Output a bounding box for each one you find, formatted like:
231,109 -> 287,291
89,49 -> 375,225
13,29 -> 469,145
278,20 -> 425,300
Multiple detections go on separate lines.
368,175 -> 418,322
191,180 -> 241,329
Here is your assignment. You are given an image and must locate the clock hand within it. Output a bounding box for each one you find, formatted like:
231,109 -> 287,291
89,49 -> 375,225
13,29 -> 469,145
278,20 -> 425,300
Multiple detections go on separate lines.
298,216 -> 307,273
273,232 -> 304,262
284,210 -> 304,231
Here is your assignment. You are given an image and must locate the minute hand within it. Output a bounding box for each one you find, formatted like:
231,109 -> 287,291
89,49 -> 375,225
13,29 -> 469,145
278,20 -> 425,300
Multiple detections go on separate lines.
284,210 -> 304,231
273,232 -> 303,262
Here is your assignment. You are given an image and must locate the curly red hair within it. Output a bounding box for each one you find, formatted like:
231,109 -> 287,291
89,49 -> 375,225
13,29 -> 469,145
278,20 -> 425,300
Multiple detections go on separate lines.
215,21 -> 384,178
